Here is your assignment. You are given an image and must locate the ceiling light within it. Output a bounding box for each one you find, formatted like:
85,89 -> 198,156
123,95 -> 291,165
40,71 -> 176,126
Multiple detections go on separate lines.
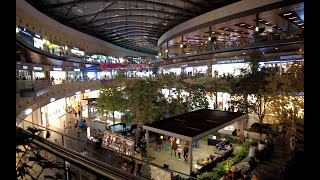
259,19 -> 263,22
262,52 -> 265,54
255,27 -> 259,31
165,49 -> 168,52
275,33 -> 279,35
180,44 -> 183,48
275,48 -> 278,50
16,27 -> 19,33
298,23 -> 304,26
265,22 -> 270,25
234,30 -> 238,32
301,26 -> 304,28
158,53 -> 161,56
293,20 -> 301,23
238,35 -> 241,37
272,25 -> 276,27
198,30 -> 199,32
224,28 -> 229,30
205,41 -> 208,43
221,33 -> 224,35
299,49 -> 302,51
284,13 -> 292,16
240,24 -> 245,26
243,52 -> 246,55
212,31 -> 215,34
278,28 -> 281,30
208,37 -> 211,41
201,43 -> 203,45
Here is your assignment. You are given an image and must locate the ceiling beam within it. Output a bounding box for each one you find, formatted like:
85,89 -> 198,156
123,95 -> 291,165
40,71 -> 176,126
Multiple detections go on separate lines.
82,14 -> 176,26
64,8 -> 192,23
48,0 -> 196,15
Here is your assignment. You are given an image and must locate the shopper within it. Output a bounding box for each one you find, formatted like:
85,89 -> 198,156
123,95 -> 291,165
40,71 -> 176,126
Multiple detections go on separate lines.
177,145 -> 183,160
77,126 -> 81,139
134,151 -> 142,176
183,145 -> 189,162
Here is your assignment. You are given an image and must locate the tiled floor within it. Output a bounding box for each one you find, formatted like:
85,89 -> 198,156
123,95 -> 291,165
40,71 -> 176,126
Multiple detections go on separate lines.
148,139 -> 230,175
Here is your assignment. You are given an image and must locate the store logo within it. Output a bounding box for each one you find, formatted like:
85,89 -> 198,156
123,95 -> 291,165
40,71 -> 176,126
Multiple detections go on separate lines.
53,68 -> 62,71
74,69 -> 80,71
280,55 -> 302,60
22,65 -> 28,70
217,59 -> 245,64
33,66 -> 43,71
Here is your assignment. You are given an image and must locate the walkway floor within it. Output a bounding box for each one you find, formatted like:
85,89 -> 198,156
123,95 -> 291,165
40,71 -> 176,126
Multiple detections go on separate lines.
250,135 -> 290,180
43,114 -> 151,179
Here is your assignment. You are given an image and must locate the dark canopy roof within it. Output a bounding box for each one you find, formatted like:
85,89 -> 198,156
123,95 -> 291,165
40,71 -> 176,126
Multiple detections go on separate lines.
143,109 -> 247,141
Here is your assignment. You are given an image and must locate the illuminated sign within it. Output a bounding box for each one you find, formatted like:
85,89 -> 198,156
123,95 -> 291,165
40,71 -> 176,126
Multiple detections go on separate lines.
74,69 -> 80,71
76,91 -> 81,95
217,59 -> 245,64
53,68 -> 62,71
280,55 -> 302,60
35,34 -> 41,38
33,66 -> 43,71
22,65 -> 28,70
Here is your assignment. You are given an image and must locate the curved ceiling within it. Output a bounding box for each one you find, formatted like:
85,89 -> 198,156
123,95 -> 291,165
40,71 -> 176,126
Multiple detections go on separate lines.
25,0 -> 240,55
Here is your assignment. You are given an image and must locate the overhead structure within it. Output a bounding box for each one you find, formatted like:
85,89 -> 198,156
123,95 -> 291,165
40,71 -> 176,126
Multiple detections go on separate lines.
26,0 -> 240,54
143,109 -> 248,175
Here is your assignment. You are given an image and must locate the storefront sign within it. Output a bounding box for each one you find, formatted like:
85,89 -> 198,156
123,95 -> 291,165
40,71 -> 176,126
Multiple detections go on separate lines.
33,66 -> 43,71
76,91 -> 81,95
53,68 -> 62,71
74,69 -> 80,71
85,89 -> 90,92
22,65 -> 28,70
280,55 -> 302,60
217,59 -> 245,64
19,27 -> 32,36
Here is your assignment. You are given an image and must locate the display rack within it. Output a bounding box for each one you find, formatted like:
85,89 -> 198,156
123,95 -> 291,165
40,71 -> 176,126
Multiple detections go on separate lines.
101,131 -> 134,156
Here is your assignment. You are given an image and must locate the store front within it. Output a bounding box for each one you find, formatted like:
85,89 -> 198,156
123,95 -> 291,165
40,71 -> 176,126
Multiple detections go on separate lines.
17,64 -> 32,79
45,98 -> 66,128
212,58 -> 248,77
183,65 -> 208,77
50,67 -> 66,84
71,47 -> 85,58
32,66 -> 45,80
33,33 -> 44,50
17,26 -> 34,45
67,68 -> 83,81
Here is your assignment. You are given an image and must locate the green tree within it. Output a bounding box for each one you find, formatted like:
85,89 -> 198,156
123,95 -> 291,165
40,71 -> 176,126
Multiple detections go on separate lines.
267,62 -> 304,151
96,73 -> 126,125
124,79 -> 166,124
229,53 -> 271,128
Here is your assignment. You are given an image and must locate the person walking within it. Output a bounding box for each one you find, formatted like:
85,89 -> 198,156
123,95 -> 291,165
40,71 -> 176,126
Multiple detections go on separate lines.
76,126 -> 81,139
183,145 -> 189,162
134,151 -> 142,176
177,145 -> 183,160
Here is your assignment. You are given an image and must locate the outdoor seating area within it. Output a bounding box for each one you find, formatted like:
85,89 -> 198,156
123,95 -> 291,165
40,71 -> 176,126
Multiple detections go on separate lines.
143,109 -> 248,176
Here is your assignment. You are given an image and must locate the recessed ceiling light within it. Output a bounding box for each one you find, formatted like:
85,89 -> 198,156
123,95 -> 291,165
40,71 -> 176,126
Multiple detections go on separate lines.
243,52 -> 246,54
234,30 -> 238,32
289,17 -> 297,20
275,48 -> 278,50
293,20 -> 301,23
299,49 -> 302,51
240,24 -> 245,26
259,19 -> 263,22
238,35 -> 241,37
265,22 -> 270,25
301,26 -> 304,28
298,23 -> 304,26
262,52 -> 265,54
212,31 -> 215,34
198,30 -> 199,31
284,13 -> 292,16
224,28 -> 229,30
248,26 -> 253,28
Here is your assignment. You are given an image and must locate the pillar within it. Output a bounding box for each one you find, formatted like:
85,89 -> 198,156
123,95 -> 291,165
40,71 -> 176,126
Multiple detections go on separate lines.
145,130 -> 150,163
189,139 -> 193,175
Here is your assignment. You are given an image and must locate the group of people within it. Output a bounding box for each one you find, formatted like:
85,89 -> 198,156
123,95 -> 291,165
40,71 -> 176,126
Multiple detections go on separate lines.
215,140 -> 233,151
221,164 -> 260,180
249,134 -> 273,165
121,150 -> 143,176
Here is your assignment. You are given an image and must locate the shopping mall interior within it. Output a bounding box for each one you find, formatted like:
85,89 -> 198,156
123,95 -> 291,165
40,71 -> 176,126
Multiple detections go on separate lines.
16,0 -> 304,179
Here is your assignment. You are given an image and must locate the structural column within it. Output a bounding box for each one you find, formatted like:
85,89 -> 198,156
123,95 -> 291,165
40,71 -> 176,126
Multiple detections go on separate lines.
189,139 -> 193,175
145,130 -> 150,163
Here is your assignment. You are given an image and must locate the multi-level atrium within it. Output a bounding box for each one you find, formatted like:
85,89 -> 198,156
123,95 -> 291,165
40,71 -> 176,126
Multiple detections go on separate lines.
16,0 -> 304,179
